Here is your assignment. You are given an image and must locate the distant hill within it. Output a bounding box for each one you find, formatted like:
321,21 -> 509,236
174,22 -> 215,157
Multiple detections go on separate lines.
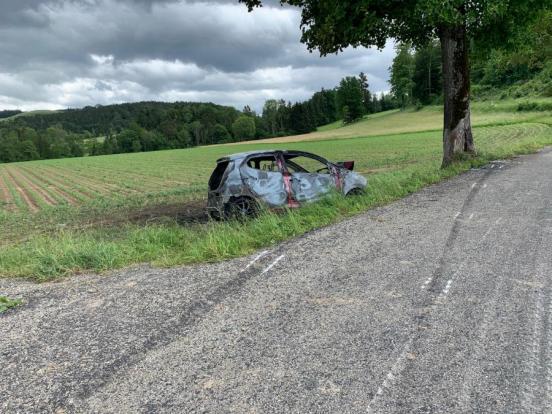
0,110 -> 23,120
2,101 -> 240,136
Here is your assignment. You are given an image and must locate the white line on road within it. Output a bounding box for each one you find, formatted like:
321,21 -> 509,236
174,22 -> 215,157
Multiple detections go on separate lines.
546,288 -> 552,407
479,216 -> 503,241
261,255 -> 285,275
242,250 -> 269,271
421,277 -> 433,290
367,338 -> 414,413
522,286 -> 545,409
442,279 -> 452,295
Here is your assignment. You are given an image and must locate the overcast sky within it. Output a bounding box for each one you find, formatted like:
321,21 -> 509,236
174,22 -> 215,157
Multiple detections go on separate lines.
0,0 -> 395,113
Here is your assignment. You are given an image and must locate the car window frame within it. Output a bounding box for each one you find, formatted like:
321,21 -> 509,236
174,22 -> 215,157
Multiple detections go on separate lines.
243,153 -> 283,174
282,151 -> 332,175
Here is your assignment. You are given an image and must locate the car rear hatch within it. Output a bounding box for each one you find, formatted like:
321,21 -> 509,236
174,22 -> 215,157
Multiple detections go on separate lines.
209,160 -> 231,191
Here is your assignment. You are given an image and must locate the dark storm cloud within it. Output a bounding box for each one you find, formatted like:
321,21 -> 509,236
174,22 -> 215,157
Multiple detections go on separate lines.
0,0 -> 394,111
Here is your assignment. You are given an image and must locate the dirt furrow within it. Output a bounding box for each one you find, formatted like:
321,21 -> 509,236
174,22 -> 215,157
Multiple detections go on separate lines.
0,171 -> 14,210
9,167 -> 57,206
65,164 -> 177,192
44,167 -> 119,198
19,167 -> 79,205
78,165 -> 184,186
45,166 -> 134,195
4,169 -> 40,213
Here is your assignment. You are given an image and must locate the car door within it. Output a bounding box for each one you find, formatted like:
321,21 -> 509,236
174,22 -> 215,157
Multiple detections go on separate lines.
284,153 -> 336,202
239,153 -> 288,207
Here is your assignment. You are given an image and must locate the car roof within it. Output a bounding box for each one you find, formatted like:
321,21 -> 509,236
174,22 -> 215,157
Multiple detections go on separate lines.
221,150 -> 276,161
217,150 -> 325,163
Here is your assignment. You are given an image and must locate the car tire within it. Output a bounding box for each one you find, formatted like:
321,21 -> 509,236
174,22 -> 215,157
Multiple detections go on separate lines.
224,196 -> 259,220
346,187 -> 364,196
208,210 -> 222,221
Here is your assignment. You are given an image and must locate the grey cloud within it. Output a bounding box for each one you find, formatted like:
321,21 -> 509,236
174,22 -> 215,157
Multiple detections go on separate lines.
0,0 -> 393,112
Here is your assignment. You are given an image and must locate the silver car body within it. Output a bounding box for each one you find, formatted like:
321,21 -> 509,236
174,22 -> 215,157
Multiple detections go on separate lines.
207,150 -> 367,218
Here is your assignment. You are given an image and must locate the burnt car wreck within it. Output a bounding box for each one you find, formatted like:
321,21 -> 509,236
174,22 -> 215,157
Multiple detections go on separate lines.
207,150 -> 367,219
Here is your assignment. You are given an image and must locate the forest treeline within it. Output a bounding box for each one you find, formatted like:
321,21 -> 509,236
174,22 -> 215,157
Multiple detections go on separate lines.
389,10 -> 551,108
0,76 -> 396,163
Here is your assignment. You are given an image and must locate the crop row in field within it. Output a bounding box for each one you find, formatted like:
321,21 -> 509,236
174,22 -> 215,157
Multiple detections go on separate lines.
0,121 -> 549,216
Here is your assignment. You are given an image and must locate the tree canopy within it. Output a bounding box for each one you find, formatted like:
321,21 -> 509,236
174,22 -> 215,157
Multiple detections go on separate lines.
242,0 -> 547,52
241,0 -> 550,166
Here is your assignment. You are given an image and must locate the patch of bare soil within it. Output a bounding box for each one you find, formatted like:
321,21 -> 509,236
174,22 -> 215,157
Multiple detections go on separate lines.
10,167 -> 56,206
0,172 -> 14,210
89,199 -> 209,228
129,200 -> 208,224
5,169 -> 39,213
20,167 -> 78,205
43,165 -> 125,195
39,166 -> 106,198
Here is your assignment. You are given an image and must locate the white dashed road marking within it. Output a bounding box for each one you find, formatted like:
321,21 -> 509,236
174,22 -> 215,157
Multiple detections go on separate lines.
261,255 -> 285,275
443,279 -> 453,295
367,338 -> 414,413
242,250 -> 269,271
421,277 -> 433,290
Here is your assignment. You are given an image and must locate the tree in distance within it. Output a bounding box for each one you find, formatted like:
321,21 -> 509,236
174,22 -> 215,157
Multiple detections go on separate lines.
390,43 -> 415,109
240,0 -> 550,167
358,72 -> 373,114
232,115 -> 256,141
336,76 -> 365,124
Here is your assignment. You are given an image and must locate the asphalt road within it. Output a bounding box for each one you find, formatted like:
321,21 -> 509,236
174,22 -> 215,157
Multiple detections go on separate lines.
2,148 -> 552,413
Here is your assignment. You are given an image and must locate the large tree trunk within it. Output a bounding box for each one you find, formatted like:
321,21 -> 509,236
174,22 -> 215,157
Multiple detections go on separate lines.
439,24 -> 475,168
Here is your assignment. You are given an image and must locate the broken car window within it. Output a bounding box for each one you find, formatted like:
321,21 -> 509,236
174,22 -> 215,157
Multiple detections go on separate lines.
285,155 -> 330,174
246,155 -> 279,172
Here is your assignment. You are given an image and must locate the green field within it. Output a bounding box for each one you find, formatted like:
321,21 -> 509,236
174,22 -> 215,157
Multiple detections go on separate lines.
1,102 -> 551,280
240,102 -> 552,144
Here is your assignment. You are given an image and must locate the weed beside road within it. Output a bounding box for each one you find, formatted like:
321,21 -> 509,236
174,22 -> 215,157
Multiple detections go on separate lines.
0,296 -> 21,313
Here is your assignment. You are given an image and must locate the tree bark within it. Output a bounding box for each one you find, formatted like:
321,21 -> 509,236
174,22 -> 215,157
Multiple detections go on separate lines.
439,24 -> 475,168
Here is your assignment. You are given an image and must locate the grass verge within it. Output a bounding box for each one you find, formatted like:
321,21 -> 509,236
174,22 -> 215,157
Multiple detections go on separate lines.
0,125 -> 550,282
0,296 -> 22,313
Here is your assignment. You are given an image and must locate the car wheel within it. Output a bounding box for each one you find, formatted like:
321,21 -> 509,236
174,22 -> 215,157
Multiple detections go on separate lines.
224,196 -> 258,220
208,210 -> 222,221
346,187 -> 364,196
